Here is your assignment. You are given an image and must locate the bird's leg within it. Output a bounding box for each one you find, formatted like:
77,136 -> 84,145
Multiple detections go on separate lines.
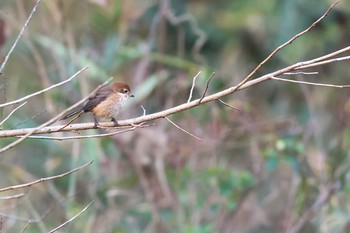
93,115 -> 99,128
111,118 -> 119,126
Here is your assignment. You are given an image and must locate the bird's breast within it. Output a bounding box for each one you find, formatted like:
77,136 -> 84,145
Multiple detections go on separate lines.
91,93 -> 127,119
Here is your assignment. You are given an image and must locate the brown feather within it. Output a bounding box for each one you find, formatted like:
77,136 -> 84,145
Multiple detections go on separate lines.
82,85 -> 114,112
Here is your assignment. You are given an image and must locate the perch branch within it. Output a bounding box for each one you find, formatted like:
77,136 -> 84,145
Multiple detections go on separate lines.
0,2 -> 346,147
0,47 -> 350,139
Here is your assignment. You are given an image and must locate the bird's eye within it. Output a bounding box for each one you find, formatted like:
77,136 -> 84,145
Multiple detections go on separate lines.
123,89 -> 128,93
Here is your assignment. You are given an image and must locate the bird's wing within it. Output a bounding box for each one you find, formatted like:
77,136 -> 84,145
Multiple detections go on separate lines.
83,85 -> 114,112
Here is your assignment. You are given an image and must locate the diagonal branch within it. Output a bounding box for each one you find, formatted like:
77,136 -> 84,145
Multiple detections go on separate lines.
48,201 -> 93,233
0,2 -> 347,149
0,66 -> 88,108
0,42 -> 350,139
0,160 -> 93,192
0,102 -> 27,126
271,76 -> 350,88
165,116 -> 202,141
0,0 -> 42,74
230,0 -> 340,93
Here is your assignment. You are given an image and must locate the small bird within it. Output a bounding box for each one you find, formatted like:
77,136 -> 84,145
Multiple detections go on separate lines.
62,81 -> 134,127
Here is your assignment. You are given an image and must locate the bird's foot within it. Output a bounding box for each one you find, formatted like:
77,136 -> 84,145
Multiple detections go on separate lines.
111,118 -> 119,126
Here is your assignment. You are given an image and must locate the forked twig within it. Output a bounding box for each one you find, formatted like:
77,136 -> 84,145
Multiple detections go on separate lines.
198,72 -> 215,103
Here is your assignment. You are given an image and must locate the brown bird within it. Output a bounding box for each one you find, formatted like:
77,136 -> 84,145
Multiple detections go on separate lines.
62,81 -> 134,127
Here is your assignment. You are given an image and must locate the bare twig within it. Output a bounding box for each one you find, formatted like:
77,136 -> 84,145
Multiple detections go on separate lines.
140,105 -> 147,116
198,72 -> 215,103
271,76 -> 350,88
287,182 -> 341,233
296,54 -> 350,70
0,2 -> 346,141
17,124 -> 152,140
165,116 -> 202,141
217,99 -> 241,111
0,66 -> 88,108
20,221 -> 30,233
0,70 -> 91,154
48,201 -> 93,233
0,0 -> 41,74
230,0 -> 340,93
0,76 -> 110,154
187,71 -> 202,103
0,193 -> 25,200
0,102 -> 27,126
0,161 -> 93,192
283,72 -> 318,75
9,110 -> 46,130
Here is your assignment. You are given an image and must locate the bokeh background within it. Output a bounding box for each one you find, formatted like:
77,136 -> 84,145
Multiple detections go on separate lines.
1,0 -> 350,232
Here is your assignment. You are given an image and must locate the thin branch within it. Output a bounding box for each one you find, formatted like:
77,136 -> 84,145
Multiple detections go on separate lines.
198,72 -> 215,103
217,99 -> 241,111
17,124 -> 152,140
20,222 -> 30,233
287,182 -> 341,233
296,54 -> 350,70
0,195 -> 68,223
48,201 -> 93,233
230,0 -> 340,93
283,72 -> 318,75
271,76 -> 350,88
165,116 -> 202,141
187,71 -> 201,103
0,161 -> 93,192
0,0 -> 41,74
295,46 -> 350,69
0,102 -> 27,126
0,193 -> 25,200
9,109 -> 46,130
0,3 -> 346,140
0,76 -> 110,154
0,66 -> 88,108
140,105 -> 146,116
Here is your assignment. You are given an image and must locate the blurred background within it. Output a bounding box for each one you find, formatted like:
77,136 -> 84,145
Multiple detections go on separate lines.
1,0 -> 350,232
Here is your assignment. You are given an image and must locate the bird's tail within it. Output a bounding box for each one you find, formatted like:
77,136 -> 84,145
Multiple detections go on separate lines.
61,109 -> 83,120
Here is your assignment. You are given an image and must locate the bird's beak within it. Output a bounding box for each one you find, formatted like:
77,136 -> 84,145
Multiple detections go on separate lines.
130,93 -> 135,97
